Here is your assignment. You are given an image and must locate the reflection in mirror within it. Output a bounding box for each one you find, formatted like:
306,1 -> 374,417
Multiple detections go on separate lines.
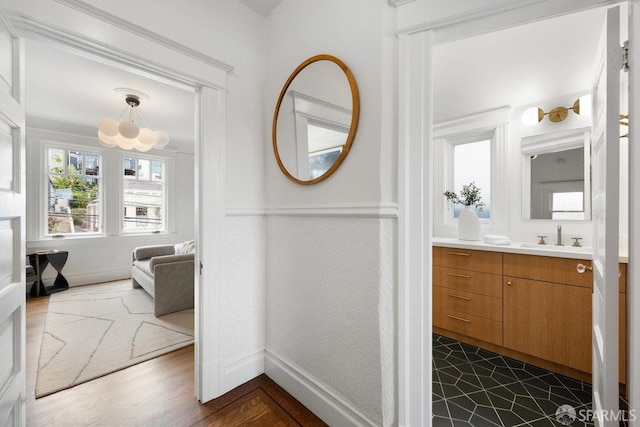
272,55 -> 359,184
522,128 -> 591,220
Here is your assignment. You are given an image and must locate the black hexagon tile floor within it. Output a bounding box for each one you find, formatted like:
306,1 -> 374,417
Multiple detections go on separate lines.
432,334 -> 629,427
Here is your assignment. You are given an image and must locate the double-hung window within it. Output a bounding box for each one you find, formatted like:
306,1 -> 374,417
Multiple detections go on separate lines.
123,157 -> 165,233
433,108 -> 509,233
47,147 -> 101,235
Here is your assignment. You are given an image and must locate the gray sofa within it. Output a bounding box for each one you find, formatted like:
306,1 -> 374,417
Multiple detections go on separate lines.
131,241 -> 195,316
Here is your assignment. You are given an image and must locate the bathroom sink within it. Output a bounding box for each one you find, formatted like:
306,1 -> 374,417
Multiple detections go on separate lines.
520,242 -> 593,253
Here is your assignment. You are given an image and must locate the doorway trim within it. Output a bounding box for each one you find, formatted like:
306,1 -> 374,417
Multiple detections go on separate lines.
396,1 -> 637,425
8,11 -> 229,402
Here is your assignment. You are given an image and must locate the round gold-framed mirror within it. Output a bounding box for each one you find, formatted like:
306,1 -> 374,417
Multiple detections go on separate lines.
272,54 -> 360,185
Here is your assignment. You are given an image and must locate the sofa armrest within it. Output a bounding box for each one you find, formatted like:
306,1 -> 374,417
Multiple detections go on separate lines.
133,244 -> 176,261
149,253 -> 194,270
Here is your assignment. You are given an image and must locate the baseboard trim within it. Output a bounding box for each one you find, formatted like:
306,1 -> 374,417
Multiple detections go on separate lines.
264,350 -> 377,427
62,269 -> 130,287
224,349 -> 265,393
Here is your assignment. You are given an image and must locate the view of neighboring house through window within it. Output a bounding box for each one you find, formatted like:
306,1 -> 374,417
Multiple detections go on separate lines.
47,148 -> 101,234
123,157 -> 165,232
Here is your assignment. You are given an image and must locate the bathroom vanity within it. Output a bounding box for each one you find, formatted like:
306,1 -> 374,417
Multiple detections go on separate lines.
432,238 -> 627,386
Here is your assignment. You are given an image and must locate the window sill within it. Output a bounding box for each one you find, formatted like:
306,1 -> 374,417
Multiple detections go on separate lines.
27,232 -> 179,249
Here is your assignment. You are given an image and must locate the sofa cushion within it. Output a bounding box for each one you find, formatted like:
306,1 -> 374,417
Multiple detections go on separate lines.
133,259 -> 153,276
133,244 -> 175,261
148,253 -> 194,270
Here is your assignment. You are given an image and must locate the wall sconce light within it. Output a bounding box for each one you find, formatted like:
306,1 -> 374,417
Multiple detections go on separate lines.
521,95 -> 592,126
97,88 -> 169,151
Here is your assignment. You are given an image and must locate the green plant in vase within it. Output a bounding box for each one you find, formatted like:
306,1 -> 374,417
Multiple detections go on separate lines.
444,182 -> 484,240
443,181 -> 484,212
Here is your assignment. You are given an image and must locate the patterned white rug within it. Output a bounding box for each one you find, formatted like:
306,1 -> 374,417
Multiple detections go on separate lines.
35,280 -> 193,398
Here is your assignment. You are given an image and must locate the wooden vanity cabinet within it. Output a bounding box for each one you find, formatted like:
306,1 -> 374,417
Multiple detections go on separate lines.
433,247 -> 627,384
503,253 -> 626,381
432,247 -> 503,345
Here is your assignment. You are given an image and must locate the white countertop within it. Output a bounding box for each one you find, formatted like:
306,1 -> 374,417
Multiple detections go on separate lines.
432,237 -> 629,263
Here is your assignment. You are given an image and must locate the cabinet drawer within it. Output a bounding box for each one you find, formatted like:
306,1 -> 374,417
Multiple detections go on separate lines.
503,253 -> 591,288
433,306 -> 502,345
433,266 -> 502,298
433,286 -> 502,321
433,246 -> 502,274
504,253 -> 626,291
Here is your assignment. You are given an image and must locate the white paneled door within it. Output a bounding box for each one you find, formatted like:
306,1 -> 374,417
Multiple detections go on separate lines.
0,6 -> 26,427
590,6 -> 621,427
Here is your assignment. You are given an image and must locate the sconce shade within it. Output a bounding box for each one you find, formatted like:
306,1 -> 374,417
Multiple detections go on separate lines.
521,95 -> 592,126
97,91 -> 169,151
522,107 -> 544,126
578,94 -> 592,115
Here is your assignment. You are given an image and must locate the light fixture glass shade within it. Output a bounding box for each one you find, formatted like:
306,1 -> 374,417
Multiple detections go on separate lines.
99,118 -> 119,137
154,130 -> 170,148
578,94 -> 592,116
98,130 -> 118,147
134,142 -> 153,152
116,134 -> 138,150
521,107 -> 542,126
98,91 -> 169,151
137,128 -> 157,146
118,121 -> 140,139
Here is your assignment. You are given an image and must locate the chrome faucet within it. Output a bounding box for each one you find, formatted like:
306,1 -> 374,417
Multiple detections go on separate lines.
556,225 -> 563,246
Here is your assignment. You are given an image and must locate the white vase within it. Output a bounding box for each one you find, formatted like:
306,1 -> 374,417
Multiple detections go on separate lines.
458,205 -> 480,241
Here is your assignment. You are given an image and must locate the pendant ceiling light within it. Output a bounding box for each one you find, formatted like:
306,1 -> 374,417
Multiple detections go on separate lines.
97,89 -> 169,152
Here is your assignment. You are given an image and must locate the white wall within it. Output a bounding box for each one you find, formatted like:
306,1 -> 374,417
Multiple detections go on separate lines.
265,1 -> 398,425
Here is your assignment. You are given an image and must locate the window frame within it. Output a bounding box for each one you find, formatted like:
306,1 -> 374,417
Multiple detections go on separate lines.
433,108 -> 509,236
44,143 -> 104,237
120,153 -> 168,235
32,137 -> 176,241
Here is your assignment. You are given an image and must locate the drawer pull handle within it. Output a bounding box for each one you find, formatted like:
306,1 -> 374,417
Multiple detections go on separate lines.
447,273 -> 471,279
448,315 -> 470,323
447,251 -> 471,257
577,263 -> 593,274
448,294 -> 471,301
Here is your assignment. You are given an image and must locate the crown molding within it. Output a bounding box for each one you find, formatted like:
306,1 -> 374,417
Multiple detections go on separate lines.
54,0 -> 233,73
9,12 -> 225,91
395,0 -> 547,35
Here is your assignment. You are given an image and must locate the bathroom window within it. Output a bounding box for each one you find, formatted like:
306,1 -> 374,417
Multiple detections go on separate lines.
432,108 -> 509,234
452,139 -> 491,219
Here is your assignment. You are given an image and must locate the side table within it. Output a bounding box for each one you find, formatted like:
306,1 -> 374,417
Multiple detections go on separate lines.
27,250 -> 69,297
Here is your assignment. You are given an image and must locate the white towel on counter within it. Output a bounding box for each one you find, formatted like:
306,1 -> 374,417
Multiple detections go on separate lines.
484,234 -> 512,245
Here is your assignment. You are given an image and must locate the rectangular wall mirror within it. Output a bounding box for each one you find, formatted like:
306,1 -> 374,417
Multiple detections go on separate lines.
521,127 -> 591,220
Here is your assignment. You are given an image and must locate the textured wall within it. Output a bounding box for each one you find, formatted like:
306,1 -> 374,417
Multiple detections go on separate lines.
266,215 -> 396,425
223,215 -> 266,361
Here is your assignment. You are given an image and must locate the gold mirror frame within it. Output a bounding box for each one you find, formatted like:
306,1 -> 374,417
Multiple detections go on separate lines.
272,54 -> 360,185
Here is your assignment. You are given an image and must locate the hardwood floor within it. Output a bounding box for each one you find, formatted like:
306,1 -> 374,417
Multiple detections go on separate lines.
26,295 -> 327,427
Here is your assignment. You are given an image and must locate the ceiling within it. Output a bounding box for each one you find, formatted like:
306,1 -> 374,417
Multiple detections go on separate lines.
23,4 -> 609,152
25,38 -> 195,152
433,6 -> 610,123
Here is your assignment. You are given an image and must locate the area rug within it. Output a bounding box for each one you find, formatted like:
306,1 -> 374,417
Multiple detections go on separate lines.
35,280 -> 194,398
